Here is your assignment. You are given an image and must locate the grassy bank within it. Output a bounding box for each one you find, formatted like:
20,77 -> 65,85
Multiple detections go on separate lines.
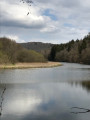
0,62 -> 62,69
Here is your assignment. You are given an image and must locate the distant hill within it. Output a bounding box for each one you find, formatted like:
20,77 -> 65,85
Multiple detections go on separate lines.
19,42 -> 54,59
19,42 -> 54,52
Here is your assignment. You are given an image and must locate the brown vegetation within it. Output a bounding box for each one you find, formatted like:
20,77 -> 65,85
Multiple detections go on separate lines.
0,62 -> 62,69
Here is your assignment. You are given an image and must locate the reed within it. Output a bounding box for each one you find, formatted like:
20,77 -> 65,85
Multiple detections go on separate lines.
0,62 -> 62,69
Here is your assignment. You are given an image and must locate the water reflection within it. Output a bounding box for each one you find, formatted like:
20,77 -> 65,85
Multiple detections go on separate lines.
0,63 -> 90,120
81,81 -> 90,92
70,81 -> 90,92
0,82 -> 90,120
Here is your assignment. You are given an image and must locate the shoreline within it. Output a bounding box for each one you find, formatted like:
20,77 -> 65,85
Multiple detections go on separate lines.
0,62 -> 62,69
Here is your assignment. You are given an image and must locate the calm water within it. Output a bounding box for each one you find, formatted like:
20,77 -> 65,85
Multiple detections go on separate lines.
0,63 -> 90,120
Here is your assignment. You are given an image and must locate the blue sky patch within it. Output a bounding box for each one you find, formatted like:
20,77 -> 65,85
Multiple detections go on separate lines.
43,9 -> 58,21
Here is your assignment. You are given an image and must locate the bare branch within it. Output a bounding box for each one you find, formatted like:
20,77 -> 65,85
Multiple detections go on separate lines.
71,107 -> 90,114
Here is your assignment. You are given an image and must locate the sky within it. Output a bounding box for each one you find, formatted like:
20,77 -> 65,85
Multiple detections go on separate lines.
0,0 -> 90,43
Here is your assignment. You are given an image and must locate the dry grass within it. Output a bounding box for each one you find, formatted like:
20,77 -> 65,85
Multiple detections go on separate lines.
0,62 -> 62,69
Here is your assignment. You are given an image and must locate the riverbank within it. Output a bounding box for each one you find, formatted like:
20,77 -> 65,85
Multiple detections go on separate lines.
0,62 -> 62,69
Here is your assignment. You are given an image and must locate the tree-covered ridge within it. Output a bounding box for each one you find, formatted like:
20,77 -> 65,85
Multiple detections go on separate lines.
49,33 -> 90,64
20,42 -> 54,60
0,37 -> 46,64
20,42 -> 53,52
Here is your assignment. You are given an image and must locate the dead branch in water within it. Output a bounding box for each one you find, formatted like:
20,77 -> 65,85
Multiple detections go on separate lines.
0,84 -> 6,116
71,107 -> 90,114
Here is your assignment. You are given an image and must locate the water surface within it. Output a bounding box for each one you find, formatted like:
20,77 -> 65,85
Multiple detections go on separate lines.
0,63 -> 90,120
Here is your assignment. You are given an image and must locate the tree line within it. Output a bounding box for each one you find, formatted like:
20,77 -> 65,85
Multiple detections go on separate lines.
0,37 -> 46,64
0,33 -> 90,65
49,33 -> 90,64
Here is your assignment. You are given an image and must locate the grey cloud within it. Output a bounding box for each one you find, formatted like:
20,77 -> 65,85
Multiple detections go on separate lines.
0,0 -> 90,43
0,19 -> 45,29
0,0 -> 46,29
36,0 -> 80,8
60,0 -> 80,8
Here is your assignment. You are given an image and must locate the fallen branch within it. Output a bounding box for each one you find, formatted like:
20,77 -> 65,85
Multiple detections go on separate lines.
71,107 -> 90,114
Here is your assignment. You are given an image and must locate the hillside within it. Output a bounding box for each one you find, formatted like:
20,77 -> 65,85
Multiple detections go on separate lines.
0,33 -> 90,65
49,33 -> 90,64
0,38 -> 46,64
20,42 -> 54,52
19,42 -> 54,59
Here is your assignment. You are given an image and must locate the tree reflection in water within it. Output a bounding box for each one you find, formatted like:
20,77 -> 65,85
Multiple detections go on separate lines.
70,80 -> 90,114
80,81 -> 90,92
70,80 -> 90,92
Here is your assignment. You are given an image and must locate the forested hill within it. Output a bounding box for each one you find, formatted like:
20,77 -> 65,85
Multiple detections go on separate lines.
20,42 -> 54,52
19,42 -> 54,59
0,33 -> 90,65
49,33 -> 90,64
0,38 -> 46,64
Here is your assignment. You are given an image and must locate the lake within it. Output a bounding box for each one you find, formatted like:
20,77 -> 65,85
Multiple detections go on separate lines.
0,62 -> 90,120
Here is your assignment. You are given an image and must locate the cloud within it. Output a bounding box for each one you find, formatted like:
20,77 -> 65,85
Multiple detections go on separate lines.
7,35 -> 26,43
0,0 -> 45,29
0,34 -> 25,43
0,0 -> 90,43
41,25 -> 59,33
